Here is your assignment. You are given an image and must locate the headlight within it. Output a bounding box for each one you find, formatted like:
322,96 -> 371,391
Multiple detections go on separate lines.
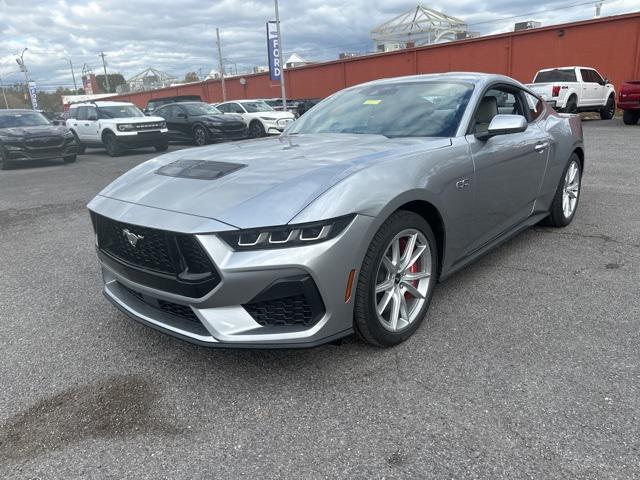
218,214 -> 355,250
117,124 -> 135,132
159,121 -> 166,129
205,121 -> 224,127
259,116 -> 277,121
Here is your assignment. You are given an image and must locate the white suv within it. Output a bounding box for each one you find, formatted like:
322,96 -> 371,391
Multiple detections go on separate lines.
216,99 -> 295,137
66,101 -> 169,156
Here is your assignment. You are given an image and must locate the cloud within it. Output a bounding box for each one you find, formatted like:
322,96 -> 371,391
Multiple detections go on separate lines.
0,0 -> 638,90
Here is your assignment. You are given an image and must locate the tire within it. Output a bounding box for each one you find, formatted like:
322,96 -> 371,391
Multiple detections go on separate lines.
193,125 -> 208,146
0,151 -> 8,170
249,120 -> 266,138
154,143 -> 169,152
71,131 -> 85,154
104,132 -> 124,157
622,109 -> 640,125
564,95 -> 578,114
63,155 -> 77,164
543,153 -> 582,228
600,95 -> 616,120
354,210 -> 438,347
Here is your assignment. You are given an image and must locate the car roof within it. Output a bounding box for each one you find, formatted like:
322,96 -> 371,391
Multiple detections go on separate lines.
0,109 -> 35,115
70,101 -> 134,108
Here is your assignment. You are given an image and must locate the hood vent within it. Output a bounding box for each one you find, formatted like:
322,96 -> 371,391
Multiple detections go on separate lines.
155,159 -> 246,180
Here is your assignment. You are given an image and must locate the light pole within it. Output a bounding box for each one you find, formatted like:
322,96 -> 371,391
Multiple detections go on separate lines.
16,48 -> 33,109
216,28 -> 227,101
62,57 -> 78,92
274,0 -> 287,111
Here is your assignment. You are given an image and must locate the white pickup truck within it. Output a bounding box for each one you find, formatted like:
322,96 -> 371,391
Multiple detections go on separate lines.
527,66 -> 616,119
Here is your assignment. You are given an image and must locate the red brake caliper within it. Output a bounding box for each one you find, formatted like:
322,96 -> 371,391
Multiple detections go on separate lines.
399,237 -> 419,301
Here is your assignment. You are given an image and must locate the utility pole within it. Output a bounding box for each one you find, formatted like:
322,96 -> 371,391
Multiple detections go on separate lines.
274,0 -> 287,111
99,52 -> 111,93
216,28 -> 227,101
63,57 -> 78,91
594,2 -> 603,17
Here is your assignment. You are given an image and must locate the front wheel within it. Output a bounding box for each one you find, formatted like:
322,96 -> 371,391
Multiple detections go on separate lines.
71,131 -> 85,154
354,211 -> 438,347
104,133 -> 124,157
622,109 -> 640,125
193,126 -> 208,146
600,95 -> 616,120
63,155 -> 77,164
249,120 -> 266,138
564,96 -> 578,114
543,154 -> 582,228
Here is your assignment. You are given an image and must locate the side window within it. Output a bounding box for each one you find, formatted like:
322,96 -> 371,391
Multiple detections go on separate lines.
231,103 -> 245,114
581,69 -> 595,83
591,70 -> 604,84
87,106 -> 98,120
76,106 -> 88,121
67,108 -> 77,120
486,89 -> 525,116
473,87 -> 526,133
524,92 -> 544,121
217,103 -> 229,113
155,106 -> 168,118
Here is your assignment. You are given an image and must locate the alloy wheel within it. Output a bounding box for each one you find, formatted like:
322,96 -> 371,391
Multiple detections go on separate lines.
562,160 -> 580,218
374,229 -> 432,332
194,127 -> 207,146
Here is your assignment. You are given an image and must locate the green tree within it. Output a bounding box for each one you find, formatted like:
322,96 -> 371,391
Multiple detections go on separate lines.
183,71 -> 199,83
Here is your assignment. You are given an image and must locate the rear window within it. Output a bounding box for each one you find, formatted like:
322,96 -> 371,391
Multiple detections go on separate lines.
534,69 -> 577,83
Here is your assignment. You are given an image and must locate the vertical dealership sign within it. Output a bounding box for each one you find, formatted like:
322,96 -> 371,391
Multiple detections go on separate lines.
27,81 -> 38,110
266,21 -> 281,81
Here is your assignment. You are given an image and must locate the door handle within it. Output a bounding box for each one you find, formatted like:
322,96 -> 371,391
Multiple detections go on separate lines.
534,142 -> 549,153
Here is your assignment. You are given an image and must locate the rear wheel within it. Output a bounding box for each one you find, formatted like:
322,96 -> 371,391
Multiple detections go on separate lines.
543,153 -> 582,228
622,109 -> 640,125
104,132 -> 124,157
193,126 -> 208,146
354,211 -> 438,347
63,155 -> 77,164
249,120 -> 266,138
600,95 -> 616,120
564,95 -> 578,114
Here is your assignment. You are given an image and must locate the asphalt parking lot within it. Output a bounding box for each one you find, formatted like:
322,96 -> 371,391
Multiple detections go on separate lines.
1,121 -> 639,479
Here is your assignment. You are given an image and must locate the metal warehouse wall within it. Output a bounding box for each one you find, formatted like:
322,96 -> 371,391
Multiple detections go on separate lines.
109,12 -> 640,108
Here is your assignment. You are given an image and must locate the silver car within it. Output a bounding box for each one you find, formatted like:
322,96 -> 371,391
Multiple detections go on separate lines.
88,73 -> 584,348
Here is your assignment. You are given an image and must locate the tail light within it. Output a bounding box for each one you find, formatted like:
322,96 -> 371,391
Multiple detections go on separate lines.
552,86 -> 561,97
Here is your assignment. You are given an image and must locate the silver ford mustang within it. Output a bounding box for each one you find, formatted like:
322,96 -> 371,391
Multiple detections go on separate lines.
88,73 -> 584,348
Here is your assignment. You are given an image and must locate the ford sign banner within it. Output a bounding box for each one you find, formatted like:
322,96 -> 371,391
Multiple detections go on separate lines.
28,81 -> 38,110
266,21 -> 281,82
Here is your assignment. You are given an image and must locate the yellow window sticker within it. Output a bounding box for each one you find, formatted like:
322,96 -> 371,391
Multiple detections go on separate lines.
363,99 -> 382,105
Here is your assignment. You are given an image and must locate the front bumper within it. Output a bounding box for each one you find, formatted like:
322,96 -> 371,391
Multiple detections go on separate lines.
3,138 -> 77,161
206,125 -> 249,141
89,199 -> 375,348
263,118 -> 294,135
115,129 -> 169,148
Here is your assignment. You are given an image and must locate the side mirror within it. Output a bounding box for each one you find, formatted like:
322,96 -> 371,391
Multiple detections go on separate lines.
602,78 -> 609,85
475,114 -> 527,140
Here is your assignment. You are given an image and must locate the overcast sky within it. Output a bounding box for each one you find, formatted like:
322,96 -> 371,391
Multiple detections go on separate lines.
1,0 -> 639,90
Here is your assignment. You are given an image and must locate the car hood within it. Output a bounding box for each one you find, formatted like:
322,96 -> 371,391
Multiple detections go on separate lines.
0,125 -> 67,138
97,133 -> 451,229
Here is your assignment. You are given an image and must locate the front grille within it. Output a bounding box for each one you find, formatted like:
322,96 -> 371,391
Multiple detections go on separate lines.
94,214 -> 221,298
244,295 -> 315,327
98,217 -> 175,274
25,137 -> 64,149
134,122 -> 164,131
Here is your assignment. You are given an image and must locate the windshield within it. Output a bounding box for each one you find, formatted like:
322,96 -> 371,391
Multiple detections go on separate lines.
183,103 -> 222,116
286,81 -> 473,138
98,105 -> 145,118
0,112 -> 50,128
534,69 -> 577,83
242,101 -> 274,113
